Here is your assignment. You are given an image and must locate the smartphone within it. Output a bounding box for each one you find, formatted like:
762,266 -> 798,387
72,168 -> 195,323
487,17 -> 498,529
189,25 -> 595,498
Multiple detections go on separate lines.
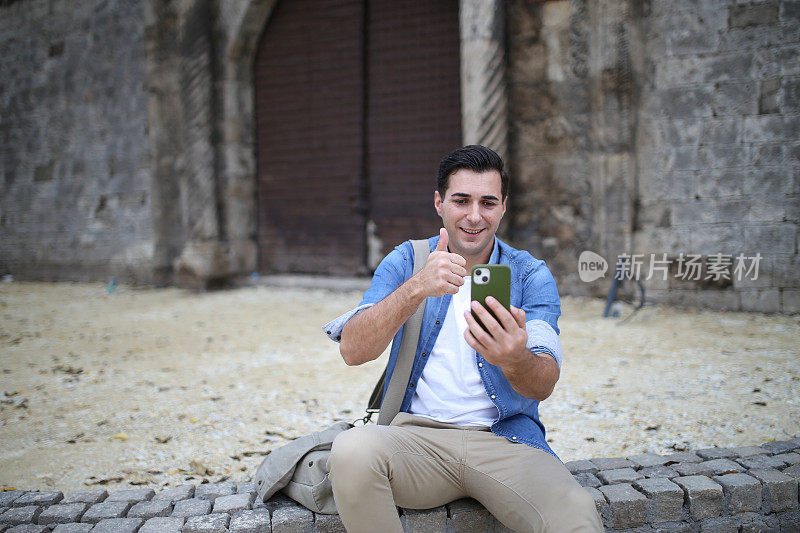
471,264 -> 511,331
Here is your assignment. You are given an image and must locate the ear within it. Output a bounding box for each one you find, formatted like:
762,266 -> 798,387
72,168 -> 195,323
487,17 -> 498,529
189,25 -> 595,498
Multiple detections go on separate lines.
434,190 -> 443,217
501,196 -> 507,216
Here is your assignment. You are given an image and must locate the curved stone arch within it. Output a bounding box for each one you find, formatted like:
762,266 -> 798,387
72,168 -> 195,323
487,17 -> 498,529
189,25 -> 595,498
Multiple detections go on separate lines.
212,0 -> 509,280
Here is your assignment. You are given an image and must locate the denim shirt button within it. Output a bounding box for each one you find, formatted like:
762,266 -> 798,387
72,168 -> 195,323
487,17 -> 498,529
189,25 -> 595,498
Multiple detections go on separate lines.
490,394 -> 496,400
478,362 -> 483,368
422,352 -> 427,357
409,382 -> 415,388
512,436 -> 517,440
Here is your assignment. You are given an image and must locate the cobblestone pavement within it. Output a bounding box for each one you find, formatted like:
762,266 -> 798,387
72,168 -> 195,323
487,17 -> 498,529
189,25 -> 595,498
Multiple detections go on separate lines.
1,438 -> 799,532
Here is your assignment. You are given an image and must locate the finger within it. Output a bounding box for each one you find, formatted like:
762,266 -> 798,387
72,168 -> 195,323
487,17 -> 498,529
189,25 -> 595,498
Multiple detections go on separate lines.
435,228 -> 448,252
470,300 -> 504,337
448,253 -> 467,267
463,324 -> 487,353
484,296 -> 517,331
510,305 -> 527,328
464,310 -> 493,348
450,264 -> 468,278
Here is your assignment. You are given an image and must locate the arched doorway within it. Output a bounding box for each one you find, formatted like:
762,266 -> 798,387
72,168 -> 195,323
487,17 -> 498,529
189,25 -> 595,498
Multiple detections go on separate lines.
254,0 -> 462,274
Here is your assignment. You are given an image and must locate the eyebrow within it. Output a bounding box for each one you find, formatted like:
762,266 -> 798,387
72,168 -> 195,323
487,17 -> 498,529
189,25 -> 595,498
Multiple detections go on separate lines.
450,192 -> 501,201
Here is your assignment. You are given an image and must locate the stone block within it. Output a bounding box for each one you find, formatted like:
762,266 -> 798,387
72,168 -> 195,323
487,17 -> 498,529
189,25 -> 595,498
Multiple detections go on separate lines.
80,501 -> 131,524
779,510 -> 800,531
229,509 -> 270,533
712,81 -> 759,116
737,454 -> 787,470
169,498 -> 211,518
314,513 -> 346,533
236,482 -> 258,495
674,476 -> 723,520
126,499 -> 172,519
701,118 -> 743,145
598,468 -> 645,485
0,494 -> 23,508
783,289 -> 800,313
738,511 -> 779,532
673,462 -> 717,477
565,459 -> 599,475
744,115 -> 800,143
738,289 -> 782,313
182,513 -> 230,533
574,473 -> 602,488
138,516 -> 184,533
152,485 -> 194,502
748,468 -> 799,512
36,503 -> 88,526
634,477 -> 684,523
271,505 -> 312,533
105,488 -> 154,504
698,516 -> 739,533
12,492 -> 63,507
641,466 -> 680,479
212,492 -> 253,514
51,524 -> 93,533
256,492 -> 294,512
0,507 -> 42,527
590,457 -> 635,471
628,453 -> 669,468
194,482 -> 235,503
584,487 -> 607,518
778,452 -> 800,465
447,498 -> 493,532
702,459 -> 745,476
651,522 -> 699,533
90,518 -> 144,533
400,506 -> 446,532
599,483 -> 647,529
761,440 -> 799,455
62,490 -> 108,505
5,526 -> 47,533
729,2 -> 779,28
714,473 -> 762,514
783,463 -> 800,480
664,452 -> 703,465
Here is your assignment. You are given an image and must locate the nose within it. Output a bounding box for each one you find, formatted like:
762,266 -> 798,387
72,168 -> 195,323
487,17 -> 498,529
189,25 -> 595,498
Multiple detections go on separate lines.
466,203 -> 481,224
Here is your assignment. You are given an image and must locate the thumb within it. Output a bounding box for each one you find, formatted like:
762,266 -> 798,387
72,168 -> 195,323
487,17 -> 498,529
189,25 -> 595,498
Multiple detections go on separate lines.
435,228 -> 449,252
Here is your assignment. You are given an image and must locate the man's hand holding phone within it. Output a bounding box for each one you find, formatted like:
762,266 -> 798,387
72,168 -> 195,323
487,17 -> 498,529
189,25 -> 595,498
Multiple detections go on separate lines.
414,228 -> 467,297
464,296 -> 529,370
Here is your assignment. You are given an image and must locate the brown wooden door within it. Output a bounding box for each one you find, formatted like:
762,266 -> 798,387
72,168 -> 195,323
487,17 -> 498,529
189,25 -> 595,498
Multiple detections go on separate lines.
254,0 -> 461,274
367,0 -> 462,261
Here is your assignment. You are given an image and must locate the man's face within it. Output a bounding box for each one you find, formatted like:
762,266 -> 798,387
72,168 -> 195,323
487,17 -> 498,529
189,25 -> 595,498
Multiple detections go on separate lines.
434,168 -> 506,264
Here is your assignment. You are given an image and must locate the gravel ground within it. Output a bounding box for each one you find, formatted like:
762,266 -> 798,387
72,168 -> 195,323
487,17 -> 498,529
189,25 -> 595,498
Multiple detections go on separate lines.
1,280 -> 798,493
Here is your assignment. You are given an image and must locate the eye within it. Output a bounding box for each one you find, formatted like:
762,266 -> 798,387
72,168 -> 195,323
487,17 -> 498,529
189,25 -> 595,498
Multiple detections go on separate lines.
453,198 -> 468,205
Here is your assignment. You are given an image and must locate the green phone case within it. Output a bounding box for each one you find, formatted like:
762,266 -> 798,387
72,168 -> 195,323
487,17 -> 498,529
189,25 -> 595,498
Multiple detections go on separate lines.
470,264 -> 511,330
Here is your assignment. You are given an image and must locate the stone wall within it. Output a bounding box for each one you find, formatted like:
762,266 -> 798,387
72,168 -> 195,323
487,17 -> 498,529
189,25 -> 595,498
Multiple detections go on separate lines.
0,0 -> 154,283
506,0 -> 799,313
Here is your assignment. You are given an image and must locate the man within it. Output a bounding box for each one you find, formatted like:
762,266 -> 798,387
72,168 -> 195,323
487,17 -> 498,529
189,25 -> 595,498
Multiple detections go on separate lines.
322,145 -> 602,532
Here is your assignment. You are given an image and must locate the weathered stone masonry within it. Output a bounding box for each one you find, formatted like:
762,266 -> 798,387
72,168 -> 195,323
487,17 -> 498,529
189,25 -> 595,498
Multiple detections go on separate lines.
1,438 -> 799,531
1,0 -> 798,309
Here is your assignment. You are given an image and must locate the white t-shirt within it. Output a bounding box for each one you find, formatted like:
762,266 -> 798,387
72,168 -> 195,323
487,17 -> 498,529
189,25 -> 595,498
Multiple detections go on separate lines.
408,276 -> 499,427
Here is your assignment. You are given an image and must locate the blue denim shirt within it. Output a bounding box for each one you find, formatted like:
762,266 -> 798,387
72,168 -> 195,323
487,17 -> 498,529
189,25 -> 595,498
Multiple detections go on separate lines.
324,235 -> 563,458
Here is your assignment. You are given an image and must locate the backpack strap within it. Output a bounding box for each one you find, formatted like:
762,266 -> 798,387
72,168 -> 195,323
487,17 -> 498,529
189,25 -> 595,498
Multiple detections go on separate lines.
374,239 -> 430,426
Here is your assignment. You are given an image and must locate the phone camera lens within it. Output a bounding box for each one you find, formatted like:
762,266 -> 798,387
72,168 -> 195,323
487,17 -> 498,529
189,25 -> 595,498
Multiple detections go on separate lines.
482,276 -> 488,282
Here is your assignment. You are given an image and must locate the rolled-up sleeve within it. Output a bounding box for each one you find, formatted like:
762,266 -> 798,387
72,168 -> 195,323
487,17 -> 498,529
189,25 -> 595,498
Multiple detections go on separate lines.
521,260 -> 563,367
321,244 -> 411,343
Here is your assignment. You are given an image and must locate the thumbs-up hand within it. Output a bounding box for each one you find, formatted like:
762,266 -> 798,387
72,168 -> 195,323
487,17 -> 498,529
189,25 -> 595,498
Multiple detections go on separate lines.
415,228 -> 468,297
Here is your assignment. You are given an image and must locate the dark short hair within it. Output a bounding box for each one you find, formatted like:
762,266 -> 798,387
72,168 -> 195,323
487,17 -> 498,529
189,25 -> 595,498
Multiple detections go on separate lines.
436,145 -> 509,200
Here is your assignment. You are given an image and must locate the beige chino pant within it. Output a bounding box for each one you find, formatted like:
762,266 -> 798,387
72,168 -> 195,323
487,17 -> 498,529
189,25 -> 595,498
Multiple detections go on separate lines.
327,412 -> 603,533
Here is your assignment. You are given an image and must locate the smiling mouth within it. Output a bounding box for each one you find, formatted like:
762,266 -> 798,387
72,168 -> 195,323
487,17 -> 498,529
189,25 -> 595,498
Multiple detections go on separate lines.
460,227 -> 484,235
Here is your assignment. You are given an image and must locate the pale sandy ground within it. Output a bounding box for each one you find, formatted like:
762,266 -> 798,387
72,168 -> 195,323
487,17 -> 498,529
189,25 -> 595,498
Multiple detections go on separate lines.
0,281 -> 798,494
